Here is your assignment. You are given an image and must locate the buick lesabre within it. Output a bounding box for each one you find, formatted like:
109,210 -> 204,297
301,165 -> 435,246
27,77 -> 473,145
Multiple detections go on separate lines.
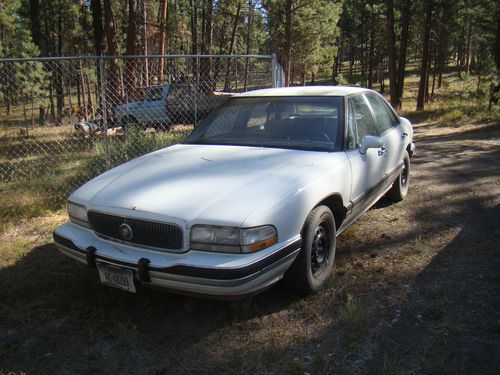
53,86 -> 414,298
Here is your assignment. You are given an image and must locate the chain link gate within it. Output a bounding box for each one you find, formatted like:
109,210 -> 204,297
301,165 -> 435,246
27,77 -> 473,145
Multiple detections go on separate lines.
0,54 -> 283,220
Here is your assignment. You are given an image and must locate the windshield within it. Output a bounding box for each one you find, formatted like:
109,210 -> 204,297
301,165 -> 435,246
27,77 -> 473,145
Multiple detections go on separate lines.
184,96 -> 345,152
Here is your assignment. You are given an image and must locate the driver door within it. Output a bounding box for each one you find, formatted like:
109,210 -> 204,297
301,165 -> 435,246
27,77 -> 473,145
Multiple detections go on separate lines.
365,93 -> 406,180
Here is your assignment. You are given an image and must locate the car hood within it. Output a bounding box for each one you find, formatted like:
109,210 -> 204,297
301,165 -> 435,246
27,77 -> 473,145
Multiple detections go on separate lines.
70,144 -> 345,227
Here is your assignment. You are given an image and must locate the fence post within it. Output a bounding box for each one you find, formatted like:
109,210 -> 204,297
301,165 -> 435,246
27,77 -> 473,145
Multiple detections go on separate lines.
98,57 -> 110,170
271,53 -> 277,88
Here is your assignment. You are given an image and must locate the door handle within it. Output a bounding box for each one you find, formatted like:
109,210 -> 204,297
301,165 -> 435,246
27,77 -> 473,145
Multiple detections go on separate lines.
378,147 -> 387,156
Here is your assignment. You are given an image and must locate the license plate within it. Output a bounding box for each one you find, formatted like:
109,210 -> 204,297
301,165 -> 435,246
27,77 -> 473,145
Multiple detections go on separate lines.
97,263 -> 136,293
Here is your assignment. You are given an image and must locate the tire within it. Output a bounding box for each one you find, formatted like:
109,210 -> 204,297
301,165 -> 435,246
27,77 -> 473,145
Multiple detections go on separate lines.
285,205 -> 336,295
388,149 -> 410,202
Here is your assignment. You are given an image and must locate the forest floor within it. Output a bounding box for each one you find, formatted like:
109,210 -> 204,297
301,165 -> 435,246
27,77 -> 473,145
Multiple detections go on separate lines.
0,116 -> 499,374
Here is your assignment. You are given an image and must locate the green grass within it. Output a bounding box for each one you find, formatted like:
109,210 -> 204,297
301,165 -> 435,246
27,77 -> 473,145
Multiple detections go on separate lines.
340,293 -> 368,327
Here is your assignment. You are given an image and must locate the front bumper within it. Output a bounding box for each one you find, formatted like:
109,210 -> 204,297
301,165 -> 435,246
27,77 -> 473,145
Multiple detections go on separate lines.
53,222 -> 301,298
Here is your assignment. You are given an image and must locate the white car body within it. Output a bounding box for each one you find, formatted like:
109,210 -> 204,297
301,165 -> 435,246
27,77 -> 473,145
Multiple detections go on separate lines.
54,86 -> 414,298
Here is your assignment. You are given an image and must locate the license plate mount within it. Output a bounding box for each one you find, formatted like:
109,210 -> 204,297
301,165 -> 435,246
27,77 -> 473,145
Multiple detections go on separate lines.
97,263 -> 136,293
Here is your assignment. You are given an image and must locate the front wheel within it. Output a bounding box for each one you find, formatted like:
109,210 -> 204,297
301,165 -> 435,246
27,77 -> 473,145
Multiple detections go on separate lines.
284,205 -> 336,295
388,149 -> 411,202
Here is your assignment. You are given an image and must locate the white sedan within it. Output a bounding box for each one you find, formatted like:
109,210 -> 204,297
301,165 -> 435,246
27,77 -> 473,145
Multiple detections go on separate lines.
53,86 -> 414,298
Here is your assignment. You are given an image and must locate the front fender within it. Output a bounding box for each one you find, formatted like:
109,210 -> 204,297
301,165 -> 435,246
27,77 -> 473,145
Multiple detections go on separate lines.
242,156 -> 351,242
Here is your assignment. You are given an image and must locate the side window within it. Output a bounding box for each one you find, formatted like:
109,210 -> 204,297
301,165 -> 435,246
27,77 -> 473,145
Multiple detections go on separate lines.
346,100 -> 357,149
365,94 -> 397,133
350,95 -> 378,146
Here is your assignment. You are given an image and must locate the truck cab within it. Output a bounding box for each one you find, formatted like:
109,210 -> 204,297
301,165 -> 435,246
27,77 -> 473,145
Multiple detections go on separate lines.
115,84 -> 171,130
115,83 -> 230,130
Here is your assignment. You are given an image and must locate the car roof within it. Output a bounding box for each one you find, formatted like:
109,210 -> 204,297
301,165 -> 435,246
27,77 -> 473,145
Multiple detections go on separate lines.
236,85 -> 370,97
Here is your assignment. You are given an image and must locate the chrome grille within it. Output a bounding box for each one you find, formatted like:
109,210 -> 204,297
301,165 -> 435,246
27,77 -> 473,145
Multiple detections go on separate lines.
87,211 -> 183,250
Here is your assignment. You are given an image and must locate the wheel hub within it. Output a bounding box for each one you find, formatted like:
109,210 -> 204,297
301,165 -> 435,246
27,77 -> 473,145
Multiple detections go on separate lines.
311,224 -> 330,276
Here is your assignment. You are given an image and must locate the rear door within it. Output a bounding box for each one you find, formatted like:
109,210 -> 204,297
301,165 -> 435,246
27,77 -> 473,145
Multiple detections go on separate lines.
345,94 -> 386,215
364,93 -> 405,180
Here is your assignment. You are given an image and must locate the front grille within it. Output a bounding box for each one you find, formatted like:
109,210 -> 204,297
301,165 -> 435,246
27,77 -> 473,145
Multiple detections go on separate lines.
87,211 -> 183,250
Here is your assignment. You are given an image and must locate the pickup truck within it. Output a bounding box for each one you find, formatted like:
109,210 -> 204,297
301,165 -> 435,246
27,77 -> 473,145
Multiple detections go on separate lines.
115,83 -> 230,130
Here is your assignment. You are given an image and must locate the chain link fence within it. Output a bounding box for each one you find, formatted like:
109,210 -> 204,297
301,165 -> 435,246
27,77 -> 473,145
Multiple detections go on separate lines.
0,54 -> 283,221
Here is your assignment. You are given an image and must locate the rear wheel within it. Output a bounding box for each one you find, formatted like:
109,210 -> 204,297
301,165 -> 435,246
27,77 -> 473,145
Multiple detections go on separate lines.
285,205 -> 336,295
388,150 -> 410,202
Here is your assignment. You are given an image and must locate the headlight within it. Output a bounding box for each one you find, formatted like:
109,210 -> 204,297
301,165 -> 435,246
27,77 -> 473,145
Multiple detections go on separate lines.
67,201 -> 89,228
190,225 -> 277,253
241,226 -> 278,252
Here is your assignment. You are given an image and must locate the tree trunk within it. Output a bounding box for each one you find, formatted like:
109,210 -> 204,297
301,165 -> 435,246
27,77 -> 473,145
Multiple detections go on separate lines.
349,39 -> 354,76
224,2 -> 242,91
90,0 -> 104,99
385,0 -> 398,106
244,0 -> 254,91
125,0 -> 138,99
85,75 -> 94,118
189,0 -> 198,55
76,69 -> 82,109
102,2 -> 118,58
431,45 -> 438,98
90,0 -> 104,57
417,0 -> 433,110
158,0 -> 168,82
49,79 -> 55,121
78,60 -> 88,120
465,17 -> 473,73
31,95 -> 35,129
213,19 -> 227,84
55,6 -> 65,123
396,0 -> 410,109
142,0 -> 149,87
67,77 -> 73,109
29,0 -> 42,54
103,0 -> 121,112
189,0 -> 198,82
284,0 -> 292,86
332,33 -> 343,83
436,6 -> 450,90
491,2 -> 500,105
200,0 -> 213,92
368,4 -> 375,88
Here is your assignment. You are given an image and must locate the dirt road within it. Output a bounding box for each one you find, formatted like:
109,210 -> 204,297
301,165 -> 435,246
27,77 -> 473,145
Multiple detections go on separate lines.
0,121 -> 499,374
361,122 -> 500,374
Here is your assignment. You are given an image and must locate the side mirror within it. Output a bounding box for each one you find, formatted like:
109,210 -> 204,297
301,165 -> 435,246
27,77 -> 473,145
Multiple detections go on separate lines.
359,135 -> 383,154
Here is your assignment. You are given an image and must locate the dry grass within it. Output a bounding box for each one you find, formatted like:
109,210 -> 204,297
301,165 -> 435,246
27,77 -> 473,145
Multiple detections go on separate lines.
0,123 -> 190,231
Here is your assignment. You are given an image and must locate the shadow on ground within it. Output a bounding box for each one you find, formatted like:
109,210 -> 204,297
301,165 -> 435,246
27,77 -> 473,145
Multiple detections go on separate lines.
0,241 -> 304,373
364,203 -> 500,374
